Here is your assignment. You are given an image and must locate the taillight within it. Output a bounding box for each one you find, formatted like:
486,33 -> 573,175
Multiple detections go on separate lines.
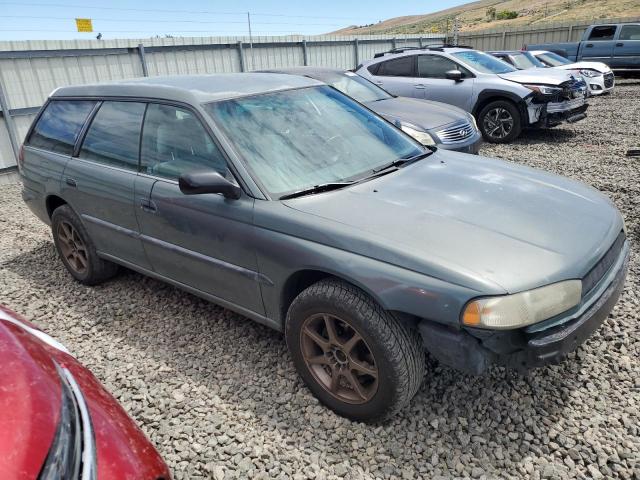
17,144 -> 24,172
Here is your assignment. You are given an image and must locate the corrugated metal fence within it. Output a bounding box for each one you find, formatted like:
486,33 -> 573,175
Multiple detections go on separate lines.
0,33 -> 443,170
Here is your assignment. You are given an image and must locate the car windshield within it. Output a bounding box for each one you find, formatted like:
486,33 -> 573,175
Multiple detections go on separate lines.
536,51 -> 572,66
453,50 -> 517,74
206,85 -> 423,197
324,72 -> 391,103
511,52 -> 545,69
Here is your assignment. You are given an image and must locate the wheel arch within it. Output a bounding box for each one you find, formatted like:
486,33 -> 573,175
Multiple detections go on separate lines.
280,269 -> 391,326
45,194 -> 68,219
472,90 -> 529,126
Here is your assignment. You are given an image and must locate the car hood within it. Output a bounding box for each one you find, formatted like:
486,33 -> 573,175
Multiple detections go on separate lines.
283,151 -> 622,293
556,62 -> 611,73
365,97 -> 469,131
0,306 -> 171,480
498,68 -> 575,85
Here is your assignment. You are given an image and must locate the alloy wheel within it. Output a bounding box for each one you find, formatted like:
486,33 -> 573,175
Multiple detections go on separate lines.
300,313 -> 378,404
483,107 -> 514,140
57,221 -> 88,274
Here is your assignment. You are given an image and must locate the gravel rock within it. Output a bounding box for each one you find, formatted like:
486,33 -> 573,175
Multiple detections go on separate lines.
0,80 -> 638,479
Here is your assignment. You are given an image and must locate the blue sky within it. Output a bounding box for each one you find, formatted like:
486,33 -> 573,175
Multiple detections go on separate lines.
0,0 -> 468,40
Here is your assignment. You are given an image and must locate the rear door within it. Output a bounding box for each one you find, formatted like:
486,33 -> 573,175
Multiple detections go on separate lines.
22,100 -> 96,209
135,102 -> 264,315
612,24 -> 640,69
416,54 -> 475,110
581,25 -> 617,64
62,100 -> 152,270
368,56 -> 419,98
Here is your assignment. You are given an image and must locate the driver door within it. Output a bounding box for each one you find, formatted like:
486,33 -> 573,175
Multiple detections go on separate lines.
416,54 -> 475,111
135,102 -> 264,315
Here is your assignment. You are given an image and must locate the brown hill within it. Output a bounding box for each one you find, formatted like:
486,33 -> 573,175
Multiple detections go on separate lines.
333,0 -> 640,35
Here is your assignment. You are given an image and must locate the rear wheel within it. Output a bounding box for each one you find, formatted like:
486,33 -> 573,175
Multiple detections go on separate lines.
286,279 -> 425,421
478,100 -> 522,143
51,205 -> 118,285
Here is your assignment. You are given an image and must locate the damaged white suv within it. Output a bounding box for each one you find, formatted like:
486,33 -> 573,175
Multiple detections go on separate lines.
356,46 -> 588,143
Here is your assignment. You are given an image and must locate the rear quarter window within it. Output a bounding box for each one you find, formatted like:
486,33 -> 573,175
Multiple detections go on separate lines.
27,100 -> 96,155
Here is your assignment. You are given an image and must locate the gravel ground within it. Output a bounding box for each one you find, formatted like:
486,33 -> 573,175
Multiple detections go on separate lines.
1,80 -> 639,480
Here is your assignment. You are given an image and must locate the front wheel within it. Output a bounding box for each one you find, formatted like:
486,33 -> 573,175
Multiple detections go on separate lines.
286,279 -> 425,422
478,100 -> 522,143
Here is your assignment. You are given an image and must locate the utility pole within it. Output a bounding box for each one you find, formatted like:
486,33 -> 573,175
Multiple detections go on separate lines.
453,16 -> 459,46
247,12 -> 255,71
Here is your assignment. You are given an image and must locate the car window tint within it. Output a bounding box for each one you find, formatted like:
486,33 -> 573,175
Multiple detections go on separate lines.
619,25 -> 640,40
588,26 -> 617,41
27,100 -> 96,155
141,103 -> 229,180
79,101 -> 146,170
417,55 -> 459,78
377,56 -> 414,77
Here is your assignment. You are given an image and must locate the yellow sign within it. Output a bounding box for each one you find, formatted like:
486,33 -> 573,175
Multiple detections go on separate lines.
75,18 -> 93,33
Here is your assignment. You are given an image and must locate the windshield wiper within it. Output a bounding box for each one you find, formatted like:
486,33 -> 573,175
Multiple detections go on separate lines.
279,181 -> 355,200
372,150 -> 433,174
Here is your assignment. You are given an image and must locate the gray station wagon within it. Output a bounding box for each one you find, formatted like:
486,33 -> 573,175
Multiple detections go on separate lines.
19,74 -> 629,421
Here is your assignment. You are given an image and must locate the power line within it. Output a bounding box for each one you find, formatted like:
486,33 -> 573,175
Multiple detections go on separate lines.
0,15 -> 345,26
0,2 -> 366,20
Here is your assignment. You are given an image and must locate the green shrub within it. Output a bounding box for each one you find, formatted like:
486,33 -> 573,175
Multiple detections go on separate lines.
496,10 -> 519,20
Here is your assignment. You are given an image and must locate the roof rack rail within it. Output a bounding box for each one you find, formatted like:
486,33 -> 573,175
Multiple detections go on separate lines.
373,46 -> 423,58
372,43 -> 475,59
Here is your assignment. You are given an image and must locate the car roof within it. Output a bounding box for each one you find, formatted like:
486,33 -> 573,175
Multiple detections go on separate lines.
360,46 -> 477,66
259,66 -> 344,76
50,73 -> 324,104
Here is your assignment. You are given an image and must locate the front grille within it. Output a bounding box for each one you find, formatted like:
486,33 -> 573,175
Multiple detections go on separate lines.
604,72 -> 614,88
435,120 -> 476,144
582,231 -> 625,296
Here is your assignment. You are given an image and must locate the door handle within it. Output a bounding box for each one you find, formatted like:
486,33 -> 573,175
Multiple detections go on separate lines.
585,43 -> 593,48
414,84 -> 426,89
65,177 -> 77,188
140,198 -> 157,213
616,42 -> 624,47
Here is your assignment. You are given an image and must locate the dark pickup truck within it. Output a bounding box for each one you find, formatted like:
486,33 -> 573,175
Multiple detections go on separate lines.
525,23 -> 640,72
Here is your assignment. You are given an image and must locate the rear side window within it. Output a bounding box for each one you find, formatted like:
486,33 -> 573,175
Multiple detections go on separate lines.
417,55 -> 460,78
377,56 -> 414,77
27,100 -> 96,155
588,25 -> 617,41
619,25 -> 640,40
79,101 -> 146,170
141,103 -> 229,180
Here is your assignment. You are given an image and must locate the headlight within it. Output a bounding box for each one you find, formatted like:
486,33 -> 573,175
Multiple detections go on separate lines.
579,69 -> 600,78
524,84 -> 562,96
462,280 -> 582,329
400,124 -> 436,146
468,113 -> 478,131
39,363 -> 96,480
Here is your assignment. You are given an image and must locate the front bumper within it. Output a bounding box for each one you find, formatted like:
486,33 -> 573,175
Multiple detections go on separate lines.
587,72 -> 615,95
418,240 -> 629,374
435,132 -> 483,154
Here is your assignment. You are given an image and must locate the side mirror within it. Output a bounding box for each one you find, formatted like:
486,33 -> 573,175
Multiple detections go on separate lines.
445,70 -> 464,82
178,170 -> 241,199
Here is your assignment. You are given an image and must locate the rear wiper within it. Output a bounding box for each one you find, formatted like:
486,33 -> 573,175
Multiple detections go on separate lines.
279,181 -> 355,200
372,150 -> 433,174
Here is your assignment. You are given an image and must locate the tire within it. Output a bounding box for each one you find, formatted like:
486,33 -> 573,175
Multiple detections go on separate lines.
285,279 -> 425,422
51,205 -> 118,285
478,100 -> 522,143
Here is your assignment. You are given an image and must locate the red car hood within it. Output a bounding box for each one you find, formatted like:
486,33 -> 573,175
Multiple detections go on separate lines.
0,306 -> 170,479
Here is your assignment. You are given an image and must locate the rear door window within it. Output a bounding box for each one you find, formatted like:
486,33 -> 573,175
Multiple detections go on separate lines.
140,103 -> 230,180
588,25 -> 617,41
79,101 -> 146,170
377,56 -> 415,77
619,25 -> 640,40
27,100 -> 96,155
